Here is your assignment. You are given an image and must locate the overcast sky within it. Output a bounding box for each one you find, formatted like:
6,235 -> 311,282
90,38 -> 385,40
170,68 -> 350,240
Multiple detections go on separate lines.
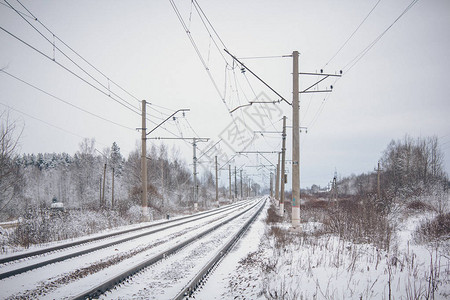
1,0 -> 449,189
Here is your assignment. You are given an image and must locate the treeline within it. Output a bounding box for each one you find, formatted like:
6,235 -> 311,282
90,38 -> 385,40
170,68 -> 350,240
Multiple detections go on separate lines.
0,137 -> 218,221
299,135 -> 449,250
336,135 -> 448,209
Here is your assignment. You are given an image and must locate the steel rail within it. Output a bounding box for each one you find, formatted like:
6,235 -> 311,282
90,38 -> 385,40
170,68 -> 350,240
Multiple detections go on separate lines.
0,200 -> 252,280
70,198 -> 265,300
174,198 -> 266,299
0,200 -> 250,265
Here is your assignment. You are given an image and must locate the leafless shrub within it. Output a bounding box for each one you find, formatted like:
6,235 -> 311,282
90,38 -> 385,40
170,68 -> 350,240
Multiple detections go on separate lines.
414,213 -> 450,243
323,197 -> 393,250
407,200 -> 435,212
266,203 -> 282,224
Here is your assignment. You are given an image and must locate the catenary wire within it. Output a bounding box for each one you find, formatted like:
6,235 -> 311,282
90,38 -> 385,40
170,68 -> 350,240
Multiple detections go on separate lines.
14,0 -> 143,108
0,70 -> 135,131
324,0 -> 383,67
0,25 -> 141,116
343,0 -> 420,73
7,0 -> 184,122
0,101 -> 109,148
0,0 -> 33,19
5,0 -> 139,113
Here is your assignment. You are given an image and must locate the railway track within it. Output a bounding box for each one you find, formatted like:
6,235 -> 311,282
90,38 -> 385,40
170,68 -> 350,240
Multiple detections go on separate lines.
73,197 -> 267,300
0,198 -> 265,299
0,199 -> 251,266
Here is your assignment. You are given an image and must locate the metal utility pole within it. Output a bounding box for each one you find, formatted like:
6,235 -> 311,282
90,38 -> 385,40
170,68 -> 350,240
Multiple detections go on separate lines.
229,164 -> 232,200
332,170 -> 338,206
292,51 -> 301,228
280,115 -> 287,216
215,156 -> 219,205
141,100 -> 148,219
275,152 -> 280,202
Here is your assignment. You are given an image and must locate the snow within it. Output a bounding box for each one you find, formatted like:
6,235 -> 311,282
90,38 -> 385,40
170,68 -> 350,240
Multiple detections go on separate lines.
1,198 -> 449,299
0,199 -> 260,299
196,199 -> 450,299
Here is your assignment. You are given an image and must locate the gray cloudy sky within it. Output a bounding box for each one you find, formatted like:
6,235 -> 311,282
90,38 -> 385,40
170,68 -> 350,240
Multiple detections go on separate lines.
1,0 -> 449,189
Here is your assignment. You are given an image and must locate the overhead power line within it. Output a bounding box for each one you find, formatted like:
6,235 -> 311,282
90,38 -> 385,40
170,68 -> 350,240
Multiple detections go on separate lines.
324,0 -> 383,67
0,25 -> 141,116
0,101 -> 108,149
16,0 -> 141,105
169,0 -> 228,108
1,69 -> 135,131
0,1 -> 33,19
5,0 -> 139,113
343,0 -> 420,73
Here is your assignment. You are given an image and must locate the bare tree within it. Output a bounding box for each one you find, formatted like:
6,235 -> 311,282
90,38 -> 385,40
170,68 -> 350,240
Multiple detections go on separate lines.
0,110 -> 23,214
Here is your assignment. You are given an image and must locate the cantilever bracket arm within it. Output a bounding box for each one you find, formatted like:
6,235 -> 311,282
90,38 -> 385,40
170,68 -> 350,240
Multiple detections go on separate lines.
146,109 -> 190,136
230,103 -> 253,113
224,49 -> 291,106
230,99 -> 282,114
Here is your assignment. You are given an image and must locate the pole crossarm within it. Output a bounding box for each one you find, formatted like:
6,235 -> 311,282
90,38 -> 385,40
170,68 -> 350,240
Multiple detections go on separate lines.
299,72 -> 342,77
237,151 -> 278,154
224,49 -> 291,106
145,109 -> 190,136
237,151 -> 277,168
299,71 -> 342,94
254,131 -> 282,135
147,137 -> 209,143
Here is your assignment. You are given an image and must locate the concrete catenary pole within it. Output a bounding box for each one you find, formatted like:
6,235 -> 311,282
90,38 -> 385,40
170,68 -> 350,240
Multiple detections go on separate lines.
141,100 -> 148,219
240,169 -> 243,199
275,152 -> 280,202
270,172 -> 273,198
193,138 -> 198,210
99,177 -> 102,205
161,158 -> 164,208
102,163 -> 106,207
111,167 -> 115,209
215,156 -> 219,205
292,51 -> 301,228
377,161 -> 381,201
234,166 -> 237,200
280,115 -> 287,216
229,164 -> 232,200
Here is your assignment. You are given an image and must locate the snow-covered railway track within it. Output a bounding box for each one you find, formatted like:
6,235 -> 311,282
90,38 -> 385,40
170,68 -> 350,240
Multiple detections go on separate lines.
0,199 -> 260,299
0,200 -> 250,267
0,201 -> 251,281
0,201 -> 253,288
70,198 -> 266,300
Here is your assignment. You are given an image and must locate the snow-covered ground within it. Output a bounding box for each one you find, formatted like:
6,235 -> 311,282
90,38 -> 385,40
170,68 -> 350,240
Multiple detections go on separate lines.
0,199 -> 260,299
197,199 -> 450,299
1,197 -> 448,299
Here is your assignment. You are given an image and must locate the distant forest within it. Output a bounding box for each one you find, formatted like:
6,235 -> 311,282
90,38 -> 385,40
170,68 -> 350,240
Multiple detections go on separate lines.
0,133 -> 222,221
